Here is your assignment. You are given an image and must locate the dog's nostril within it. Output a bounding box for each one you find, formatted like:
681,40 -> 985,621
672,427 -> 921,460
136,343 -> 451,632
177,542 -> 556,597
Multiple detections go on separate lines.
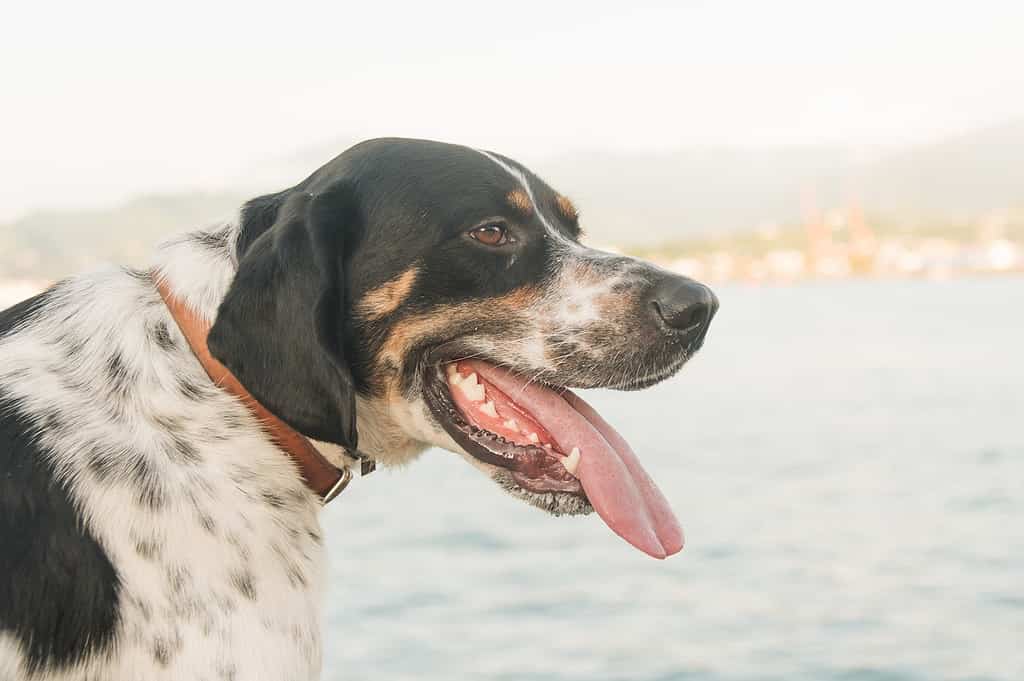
653,299 -> 709,331
649,278 -> 717,334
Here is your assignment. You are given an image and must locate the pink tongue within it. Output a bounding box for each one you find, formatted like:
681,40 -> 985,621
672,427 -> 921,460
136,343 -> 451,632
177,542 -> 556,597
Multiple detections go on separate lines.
464,361 -> 684,559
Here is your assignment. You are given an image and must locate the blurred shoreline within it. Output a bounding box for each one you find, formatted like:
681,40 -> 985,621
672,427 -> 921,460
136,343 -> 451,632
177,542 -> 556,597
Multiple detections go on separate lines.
4,210 -> 1024,309
4,244 -> 1021,313
623,210 -> 1023,284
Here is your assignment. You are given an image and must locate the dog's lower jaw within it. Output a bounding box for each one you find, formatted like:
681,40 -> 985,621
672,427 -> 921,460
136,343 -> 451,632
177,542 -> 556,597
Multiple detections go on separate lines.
492,469 -> 595,516
351,389 -> 592,516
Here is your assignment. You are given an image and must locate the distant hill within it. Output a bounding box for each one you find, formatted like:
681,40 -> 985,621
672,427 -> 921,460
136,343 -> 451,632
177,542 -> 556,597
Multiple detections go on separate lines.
540,117 -> 1024,244
0,193 -> 245,278
852,118 -> 1024,221
538,146 -> 852,243
2,118 -> 1022,278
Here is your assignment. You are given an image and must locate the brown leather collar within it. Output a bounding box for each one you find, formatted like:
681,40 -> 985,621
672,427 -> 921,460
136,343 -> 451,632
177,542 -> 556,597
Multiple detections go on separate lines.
155,277 -> 357,504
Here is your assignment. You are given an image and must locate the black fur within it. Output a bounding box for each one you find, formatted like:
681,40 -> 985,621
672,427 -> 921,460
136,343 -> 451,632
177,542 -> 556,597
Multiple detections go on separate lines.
0,292 -> 122,674
150,320 -> 176,351
191,226 -> 234,254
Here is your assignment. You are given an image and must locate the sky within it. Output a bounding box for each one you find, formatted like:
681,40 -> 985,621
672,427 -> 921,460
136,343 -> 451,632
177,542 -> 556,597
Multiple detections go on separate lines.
2,0 -> 1023,221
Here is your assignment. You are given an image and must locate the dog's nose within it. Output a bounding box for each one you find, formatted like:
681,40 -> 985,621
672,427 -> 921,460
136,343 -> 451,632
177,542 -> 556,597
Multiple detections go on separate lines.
648,276 -> 718,335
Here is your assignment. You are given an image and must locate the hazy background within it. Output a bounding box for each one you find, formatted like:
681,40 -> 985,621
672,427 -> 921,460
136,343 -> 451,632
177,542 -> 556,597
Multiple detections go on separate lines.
3,0 -> 1024,275
8,1 -> 1024,219
2,2 -> 1022,680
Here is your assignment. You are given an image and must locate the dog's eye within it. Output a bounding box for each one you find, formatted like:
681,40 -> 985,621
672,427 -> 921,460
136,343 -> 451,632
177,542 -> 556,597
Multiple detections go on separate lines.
469,223 -> 510,246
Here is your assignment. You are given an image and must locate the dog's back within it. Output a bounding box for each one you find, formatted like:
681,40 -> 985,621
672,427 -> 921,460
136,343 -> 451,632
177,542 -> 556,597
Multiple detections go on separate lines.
1,286 -> 122,678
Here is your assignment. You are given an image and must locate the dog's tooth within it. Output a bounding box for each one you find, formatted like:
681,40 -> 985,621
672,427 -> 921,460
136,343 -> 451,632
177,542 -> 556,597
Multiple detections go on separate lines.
480,401 -> 498,418
503,418 -> 518,430
543,443 -> 552,450
562,447 -> 581,476
455,378 -> 484,402
447,364 -> 463,385
453,372 -> 484,401
528,432 -> 539,443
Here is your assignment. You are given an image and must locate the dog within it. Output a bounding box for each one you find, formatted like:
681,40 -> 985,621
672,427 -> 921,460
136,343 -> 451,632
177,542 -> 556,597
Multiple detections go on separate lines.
0,138 -> 717,680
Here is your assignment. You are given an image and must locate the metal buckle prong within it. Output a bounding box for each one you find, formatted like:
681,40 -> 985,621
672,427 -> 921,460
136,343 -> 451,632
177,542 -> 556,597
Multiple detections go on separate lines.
345,448 -> 376,477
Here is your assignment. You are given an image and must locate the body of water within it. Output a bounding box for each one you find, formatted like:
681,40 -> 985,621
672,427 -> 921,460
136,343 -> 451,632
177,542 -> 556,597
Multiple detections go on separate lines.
322,277 -> 1022,681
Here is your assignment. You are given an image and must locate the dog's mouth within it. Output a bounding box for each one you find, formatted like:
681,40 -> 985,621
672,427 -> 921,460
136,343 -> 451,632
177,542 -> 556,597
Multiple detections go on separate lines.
423,358 -> 683,559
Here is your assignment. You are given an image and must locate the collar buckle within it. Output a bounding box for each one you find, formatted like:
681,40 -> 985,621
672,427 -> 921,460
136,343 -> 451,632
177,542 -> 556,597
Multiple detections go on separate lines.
321,466 -> 354,504
358,457 -> 377,476
344,448 -> 377,477
321,450 -> 375,505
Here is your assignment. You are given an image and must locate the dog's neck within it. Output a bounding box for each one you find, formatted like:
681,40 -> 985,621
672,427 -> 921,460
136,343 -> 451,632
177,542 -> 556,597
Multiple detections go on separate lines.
149,217 -> 424,471
149,219 -> 351,465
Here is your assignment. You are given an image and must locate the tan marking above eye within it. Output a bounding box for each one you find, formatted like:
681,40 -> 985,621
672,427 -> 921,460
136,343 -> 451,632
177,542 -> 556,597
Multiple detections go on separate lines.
556,195 -> 579,221
507,190 -> 533,216
357,267 -> 420,320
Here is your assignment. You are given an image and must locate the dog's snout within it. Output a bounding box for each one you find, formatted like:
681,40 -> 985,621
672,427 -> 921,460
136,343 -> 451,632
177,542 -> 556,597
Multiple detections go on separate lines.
648,276 -> 718,335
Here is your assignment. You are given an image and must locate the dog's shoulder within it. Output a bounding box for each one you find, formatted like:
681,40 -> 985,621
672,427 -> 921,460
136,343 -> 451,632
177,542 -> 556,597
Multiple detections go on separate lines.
1,266 -> 328,679
0,283 -> 123,674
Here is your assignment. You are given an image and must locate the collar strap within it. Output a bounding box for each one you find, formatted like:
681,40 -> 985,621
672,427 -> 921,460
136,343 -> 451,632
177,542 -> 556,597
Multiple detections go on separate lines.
155,276 -> 360,504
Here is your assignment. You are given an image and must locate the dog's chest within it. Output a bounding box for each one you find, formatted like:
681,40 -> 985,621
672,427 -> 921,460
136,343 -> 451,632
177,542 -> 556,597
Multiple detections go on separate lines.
76,399 -> 332,681
103,480 -> 328,681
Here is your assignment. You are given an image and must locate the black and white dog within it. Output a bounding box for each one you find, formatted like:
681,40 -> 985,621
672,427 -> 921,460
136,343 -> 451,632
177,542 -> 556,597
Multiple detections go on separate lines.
0,138 -> 717,680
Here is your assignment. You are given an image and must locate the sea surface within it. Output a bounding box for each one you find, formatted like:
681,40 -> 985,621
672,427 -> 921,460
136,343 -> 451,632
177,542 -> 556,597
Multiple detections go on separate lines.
318,277 -> 1021,681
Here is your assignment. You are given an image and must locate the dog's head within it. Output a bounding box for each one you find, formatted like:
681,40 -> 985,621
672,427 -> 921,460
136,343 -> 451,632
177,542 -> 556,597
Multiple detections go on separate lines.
208,138 -> 717,558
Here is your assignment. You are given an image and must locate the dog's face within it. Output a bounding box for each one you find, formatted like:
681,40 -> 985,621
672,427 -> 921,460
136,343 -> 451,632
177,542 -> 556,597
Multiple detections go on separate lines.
209,139 -> 717,557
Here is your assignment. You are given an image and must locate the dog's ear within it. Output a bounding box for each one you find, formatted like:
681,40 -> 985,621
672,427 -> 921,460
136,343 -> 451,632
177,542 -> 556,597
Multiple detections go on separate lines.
208,183 -> 360,448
